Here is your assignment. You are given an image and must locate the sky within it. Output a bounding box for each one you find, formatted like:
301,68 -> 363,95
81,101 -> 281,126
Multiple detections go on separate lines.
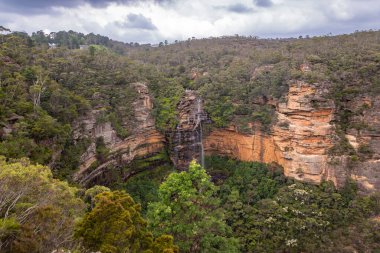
0,0 -> 379,44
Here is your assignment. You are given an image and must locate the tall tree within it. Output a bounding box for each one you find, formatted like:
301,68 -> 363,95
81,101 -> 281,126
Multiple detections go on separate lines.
147,161 -> 239,253
0,156 -> 85,253
75,190 -> 178,253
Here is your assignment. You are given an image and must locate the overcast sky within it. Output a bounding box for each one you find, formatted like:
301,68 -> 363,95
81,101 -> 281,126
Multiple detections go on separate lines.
0,0 -> 379,43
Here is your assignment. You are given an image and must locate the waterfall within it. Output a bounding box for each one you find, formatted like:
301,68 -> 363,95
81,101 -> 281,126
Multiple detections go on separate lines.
171,90 -> 207,170
200,121 -> 205,168
174,126 -> 181,165
196,98 -> 205,168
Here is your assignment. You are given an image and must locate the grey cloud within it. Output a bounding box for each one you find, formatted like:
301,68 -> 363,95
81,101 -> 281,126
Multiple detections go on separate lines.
253,0 -> 273,7
88,0 -> 177,8
85,0 -> 144,8
0,0 -> 81,14
0,0 -> 80,8
0,0 -> 173,14
104,20 -> 163,44
226,3 -> 253,13
84,0 -> 120,8
0,0 -> 146,14
1,0 -> 380,45
154,0 -> 176,4
116,14 -> 157,30
92,0 -> 177,7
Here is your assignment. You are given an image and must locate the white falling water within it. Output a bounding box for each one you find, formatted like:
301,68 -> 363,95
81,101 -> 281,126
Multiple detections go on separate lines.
196,98 -> 205,168
174,125 -> 181,165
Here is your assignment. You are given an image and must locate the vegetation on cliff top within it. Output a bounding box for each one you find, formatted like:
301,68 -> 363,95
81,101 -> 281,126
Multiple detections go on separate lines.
2,30 -> 380,174
1,28 -> 380,252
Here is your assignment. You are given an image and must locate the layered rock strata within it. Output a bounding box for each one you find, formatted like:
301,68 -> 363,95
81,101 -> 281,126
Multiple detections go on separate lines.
342,95 -> 380,192
205,81 -> 380,192
72,80 -> 380,192
74,83 -> 165,185
205,81 -> 335,184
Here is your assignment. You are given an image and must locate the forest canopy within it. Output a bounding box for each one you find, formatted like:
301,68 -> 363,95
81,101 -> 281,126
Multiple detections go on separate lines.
1,29 -> 380,252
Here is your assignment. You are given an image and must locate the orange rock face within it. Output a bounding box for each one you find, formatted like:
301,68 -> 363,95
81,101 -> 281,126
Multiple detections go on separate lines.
206,83 -> 380,192
76,129 -> 165,185
205,81 -> 336,185
204,127 -> 282,166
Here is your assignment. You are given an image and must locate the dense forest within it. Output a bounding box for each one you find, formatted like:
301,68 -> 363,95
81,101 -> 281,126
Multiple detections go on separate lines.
0,29 -> 380,252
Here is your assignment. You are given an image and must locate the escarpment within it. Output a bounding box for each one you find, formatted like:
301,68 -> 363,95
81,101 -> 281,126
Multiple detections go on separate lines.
204,81 -> 335,183
72,79 -> 380,192
74,83 -> 165,186
69,78 -> 380,192
2,29 -> 380,201
338,95 -> 380,192
205,81 -> 380,192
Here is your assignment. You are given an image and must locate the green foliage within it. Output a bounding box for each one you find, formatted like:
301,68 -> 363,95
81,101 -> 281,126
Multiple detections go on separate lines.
29,110 -> 71,141
216,158 -> 287,207
154,97 -> 179,130
0,136 -> 37,160
75,190 -> 178,253
95,136 -> 109,163
203,96 -> 235,128
251,105 -> 276,131
31,30 -> 130,53
240,181 -> 380,253
328,133 -> 356,156
54,137 -> 91,180
84,185 -> 111,209
122,164 -> 174,214
147,161 -> 239,253
151,79 -> 184,131
108,112 -> 129,139
209,156 -> 380,253
0,156 -> 85,252
42,85 -> 90,124
2,28 -> 380,253
357,143 -> 374,158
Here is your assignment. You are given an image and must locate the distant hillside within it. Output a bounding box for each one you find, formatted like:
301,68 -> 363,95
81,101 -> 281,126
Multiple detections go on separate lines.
1,28 -> 380,253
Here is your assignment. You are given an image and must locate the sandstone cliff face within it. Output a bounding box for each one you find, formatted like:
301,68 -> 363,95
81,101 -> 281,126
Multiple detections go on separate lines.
205,81 -> 336,184
74,83 -> 165,185
71,79 -> 380,192
205,80 -> 380,192
342,95 -> 380,192
274,81 -> 335,183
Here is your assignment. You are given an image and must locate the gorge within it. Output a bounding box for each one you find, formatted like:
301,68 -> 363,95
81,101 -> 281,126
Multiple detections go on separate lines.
1,28 -> 380,253
73,78 -> 380,193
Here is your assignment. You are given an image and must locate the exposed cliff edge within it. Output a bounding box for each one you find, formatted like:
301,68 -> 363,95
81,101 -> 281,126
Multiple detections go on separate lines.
74,83 -> 165,186
205,81 -> 380,193
72,80 -> 380,192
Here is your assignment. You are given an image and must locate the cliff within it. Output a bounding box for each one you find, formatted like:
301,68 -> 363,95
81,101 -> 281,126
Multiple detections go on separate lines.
205,81 -> 380,192
72,81 -> 380,192
74,83 -> 165,185
343,94 -> 380,192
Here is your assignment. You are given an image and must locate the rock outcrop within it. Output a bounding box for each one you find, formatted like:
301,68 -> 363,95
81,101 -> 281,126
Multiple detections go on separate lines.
205,81 -> 380,192
74,83 -> 165,185
205,81 -> 335,184
273,81 -> 335,183
72,79 -> 380,192
341,95 -> 380,192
